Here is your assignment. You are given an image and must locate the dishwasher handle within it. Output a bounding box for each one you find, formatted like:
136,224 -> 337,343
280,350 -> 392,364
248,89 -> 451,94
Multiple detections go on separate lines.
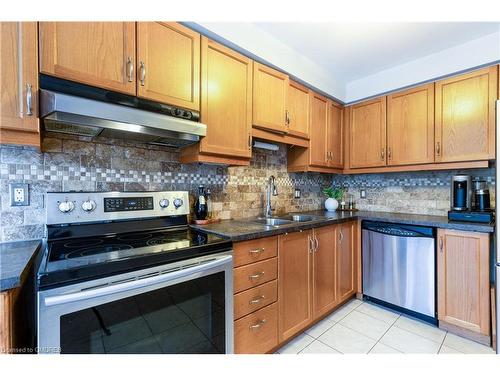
362,221 -> 434,238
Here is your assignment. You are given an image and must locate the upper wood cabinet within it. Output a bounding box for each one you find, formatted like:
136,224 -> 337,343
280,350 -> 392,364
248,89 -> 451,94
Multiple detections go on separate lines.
349,96 -> 387,169
312,225 -> 338,319
327,100 -> 343,169
309,93 -> 329,167
253,62 -> 289,133
337,221 -> 357,303
278,230 -> 313,341
197,37 -> 252,158
136,22 -> 200,110
39,22 -> 136,95
437,229 -> 490,343
435,66 -> 497,162
0,22 -> 40,147
387,84 -> 435,166
287,80 -> 310,139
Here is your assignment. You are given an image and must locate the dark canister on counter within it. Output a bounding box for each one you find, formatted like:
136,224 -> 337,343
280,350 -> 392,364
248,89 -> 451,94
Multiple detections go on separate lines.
194,185 -> 208,220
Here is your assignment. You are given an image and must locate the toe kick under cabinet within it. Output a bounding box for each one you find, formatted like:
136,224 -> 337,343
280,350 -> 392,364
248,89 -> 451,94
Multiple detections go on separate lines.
232,220 -> 360,354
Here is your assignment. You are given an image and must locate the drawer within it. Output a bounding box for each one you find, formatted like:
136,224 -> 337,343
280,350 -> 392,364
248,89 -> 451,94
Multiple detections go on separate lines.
234,302 -> 278,354
233,236 -> 278,267
234,257 -> 277,293
234,280 -> 278,320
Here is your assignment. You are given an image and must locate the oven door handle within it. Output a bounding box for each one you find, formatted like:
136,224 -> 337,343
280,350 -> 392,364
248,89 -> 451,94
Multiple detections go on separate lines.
43,254 -> 232,307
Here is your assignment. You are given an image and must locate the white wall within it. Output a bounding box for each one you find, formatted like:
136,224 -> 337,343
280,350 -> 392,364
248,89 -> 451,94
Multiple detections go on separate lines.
345,30 -> 500,103
192,22 -> 346,101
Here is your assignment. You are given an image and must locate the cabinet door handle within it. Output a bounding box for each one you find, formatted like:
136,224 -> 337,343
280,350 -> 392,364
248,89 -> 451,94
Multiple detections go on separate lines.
387,147 -> 392,159
126,57 -> 134,82
436,142 -> 441,156
381,148 -> 385,160
339,229 -> 343,243
439,237 -> 444,252
25,83 -> 33,116
308,235 -> 313,253
139,61 -> 146,86
314,236 -> 319,252
249,248 -> 264,254
330,151 -> 334,161
249,295 -> 265,305
249,271 -> 265,280
249,319 -> 267,330
285,110 -> 290,126
248,134 -> 252,150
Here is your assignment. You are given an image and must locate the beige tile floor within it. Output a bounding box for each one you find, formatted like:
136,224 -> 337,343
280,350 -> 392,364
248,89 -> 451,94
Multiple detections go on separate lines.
275,299 -> 496,354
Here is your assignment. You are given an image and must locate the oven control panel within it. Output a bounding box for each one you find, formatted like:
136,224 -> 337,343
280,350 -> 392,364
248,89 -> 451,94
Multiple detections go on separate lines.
46,191 -> 189,225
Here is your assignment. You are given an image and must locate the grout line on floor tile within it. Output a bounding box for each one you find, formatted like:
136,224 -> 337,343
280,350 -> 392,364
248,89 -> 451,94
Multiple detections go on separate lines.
392,317 -> 447,347
353,306 -> 401,325
366,311 -> 400,353
437,332 -> 447,354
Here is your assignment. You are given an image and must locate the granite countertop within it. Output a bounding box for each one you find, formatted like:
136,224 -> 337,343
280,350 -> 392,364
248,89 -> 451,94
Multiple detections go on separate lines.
0,240 -> 41,292
191,210 -> 494,241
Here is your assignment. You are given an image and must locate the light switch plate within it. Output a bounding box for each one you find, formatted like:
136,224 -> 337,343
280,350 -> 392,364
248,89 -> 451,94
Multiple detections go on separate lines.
10,183 -> 29,206
360,189 -> 367,199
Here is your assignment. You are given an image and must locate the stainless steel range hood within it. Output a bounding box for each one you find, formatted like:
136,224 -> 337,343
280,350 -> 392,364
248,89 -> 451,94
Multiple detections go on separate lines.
40,90 -> 206,147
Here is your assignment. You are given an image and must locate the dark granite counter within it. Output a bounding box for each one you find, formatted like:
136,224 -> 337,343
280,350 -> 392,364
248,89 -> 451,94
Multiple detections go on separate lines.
0,240 -> 41,292
191,210 -> 494,241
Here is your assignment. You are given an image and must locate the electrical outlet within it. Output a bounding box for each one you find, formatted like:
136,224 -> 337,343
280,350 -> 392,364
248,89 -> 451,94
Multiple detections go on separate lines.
10,183 -> 29,206
360,189 -> 367,199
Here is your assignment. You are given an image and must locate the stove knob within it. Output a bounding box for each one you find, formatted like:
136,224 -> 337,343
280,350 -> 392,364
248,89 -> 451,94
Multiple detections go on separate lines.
81,200 -> 96,212
58,200 -> 75,213
173,198 -> 183,209
159,198 -> 170,208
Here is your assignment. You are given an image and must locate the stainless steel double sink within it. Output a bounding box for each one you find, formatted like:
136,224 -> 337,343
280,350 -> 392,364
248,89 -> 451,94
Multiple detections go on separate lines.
250,214 -> 323,227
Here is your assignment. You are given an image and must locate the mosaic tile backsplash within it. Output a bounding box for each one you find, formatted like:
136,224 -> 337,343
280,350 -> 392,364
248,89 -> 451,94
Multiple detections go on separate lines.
0,131 -> 495,242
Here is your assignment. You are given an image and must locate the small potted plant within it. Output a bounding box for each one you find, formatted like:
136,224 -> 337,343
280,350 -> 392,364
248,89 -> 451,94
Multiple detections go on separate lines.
322,187 -> 343,212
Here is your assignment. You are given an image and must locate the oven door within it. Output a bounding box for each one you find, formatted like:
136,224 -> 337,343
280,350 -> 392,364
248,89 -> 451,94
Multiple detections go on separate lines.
38,252 -> 233,354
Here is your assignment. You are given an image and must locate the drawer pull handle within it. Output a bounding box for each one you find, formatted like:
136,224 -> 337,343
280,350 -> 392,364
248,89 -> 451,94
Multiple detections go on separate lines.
249,295 -> 265,305
249,271 -> 265,280
249,248 -> 265,254
249,319 -> 267,330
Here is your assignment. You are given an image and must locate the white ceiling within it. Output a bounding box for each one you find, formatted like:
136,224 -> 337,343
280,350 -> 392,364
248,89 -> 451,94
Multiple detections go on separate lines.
254,22 -> 500,82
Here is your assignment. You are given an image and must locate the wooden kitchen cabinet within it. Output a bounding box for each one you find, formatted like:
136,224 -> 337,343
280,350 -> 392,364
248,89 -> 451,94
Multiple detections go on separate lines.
287,80 -> 310,139
0,22 -> 40,147
349,96 -> 387,169
437,229 -> 490,344
234,302 -> 278,354
278,230 -> 313,341
181,37 -> 252,165
312,225 -> 338,318
252,62 -> 289,133
327,100 -> 343,168
337,221 -> 357,303
309,92 -> 330,167
136,22 -> 200,110
39,22 -> 136,95
387,84 -> 435,166
435,66 -> 497,162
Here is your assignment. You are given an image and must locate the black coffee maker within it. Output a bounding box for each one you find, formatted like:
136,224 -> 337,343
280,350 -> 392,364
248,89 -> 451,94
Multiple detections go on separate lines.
448,175 -> 494,223
450,175 -> 472,211
472,179 -> 491,211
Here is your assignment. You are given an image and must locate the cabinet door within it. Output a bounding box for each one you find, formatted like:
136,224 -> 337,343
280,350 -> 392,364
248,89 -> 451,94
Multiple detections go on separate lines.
0,22 -> 39,144
309,92 -> 329,167
435,66 -> 497,162
387,84 -> 435,166
437,229 -> 490,336
278,230 -> 313,341
349,97 -> 387,168
287,80 -> 310,139
337,221 -> 357,303
39,22 -> 136,95
327,100 -> 343,168
252,62 -> 288,133
137,22 -> 200,110
312,225 -> 338,318
199,38 -> 252,158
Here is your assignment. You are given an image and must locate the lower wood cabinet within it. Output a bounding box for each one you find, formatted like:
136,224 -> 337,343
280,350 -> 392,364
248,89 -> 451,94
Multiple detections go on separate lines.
234,302 -> 278,354
437,229 -> 491,345
278,230 -> 314,341
337,221 -> 358,303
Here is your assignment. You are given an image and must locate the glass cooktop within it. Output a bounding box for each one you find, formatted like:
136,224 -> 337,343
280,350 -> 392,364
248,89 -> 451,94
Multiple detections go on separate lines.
39,228 -> 231,289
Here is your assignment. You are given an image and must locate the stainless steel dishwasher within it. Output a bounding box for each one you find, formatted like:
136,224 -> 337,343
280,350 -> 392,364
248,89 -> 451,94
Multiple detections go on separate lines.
362,221 -> 436,323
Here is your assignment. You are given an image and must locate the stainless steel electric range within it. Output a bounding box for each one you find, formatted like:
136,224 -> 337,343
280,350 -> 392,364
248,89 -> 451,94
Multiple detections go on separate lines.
37,191 -> 233,354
